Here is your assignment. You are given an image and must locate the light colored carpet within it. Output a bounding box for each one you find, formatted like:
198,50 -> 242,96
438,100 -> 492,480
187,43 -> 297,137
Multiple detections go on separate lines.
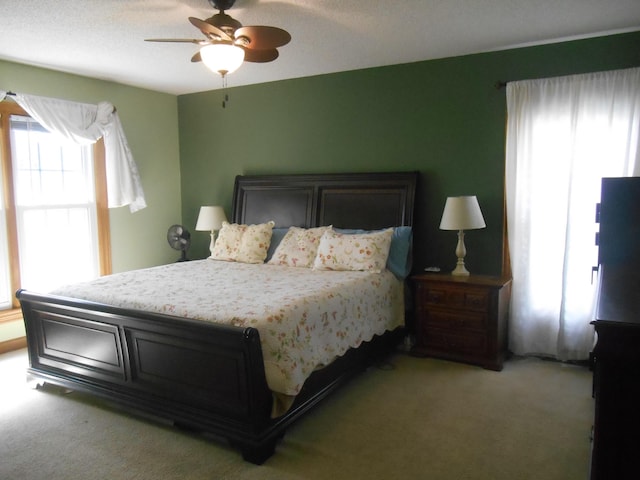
0,349 -> 592,480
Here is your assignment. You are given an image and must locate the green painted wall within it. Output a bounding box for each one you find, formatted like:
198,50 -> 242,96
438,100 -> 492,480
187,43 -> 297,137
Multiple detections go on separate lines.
1,60 -> 182,271
178,31 -> 640,275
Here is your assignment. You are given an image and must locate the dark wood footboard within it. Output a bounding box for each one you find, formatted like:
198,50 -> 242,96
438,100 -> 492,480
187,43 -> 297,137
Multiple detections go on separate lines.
18,289 -> 280,462
18,289 -> 402,464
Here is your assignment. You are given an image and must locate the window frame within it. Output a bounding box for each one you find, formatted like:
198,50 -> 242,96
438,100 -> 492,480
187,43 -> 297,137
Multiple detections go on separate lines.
0,100 -> 111,315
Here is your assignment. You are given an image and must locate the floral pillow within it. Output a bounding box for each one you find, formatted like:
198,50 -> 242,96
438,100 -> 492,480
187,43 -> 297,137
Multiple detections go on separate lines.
313,228 -> 393,272
335,226 -> 413,279
210,221 -> 275,264
268,226 -> 331,268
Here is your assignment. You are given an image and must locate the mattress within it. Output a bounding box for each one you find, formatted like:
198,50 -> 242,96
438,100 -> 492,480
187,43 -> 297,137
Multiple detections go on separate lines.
50,259 -> 405,398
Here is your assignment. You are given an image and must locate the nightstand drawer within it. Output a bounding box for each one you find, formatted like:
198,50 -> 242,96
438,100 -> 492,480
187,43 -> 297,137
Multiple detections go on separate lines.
421,326 -> 487,355
418,285 -> 490,312
425,309 -> 487,331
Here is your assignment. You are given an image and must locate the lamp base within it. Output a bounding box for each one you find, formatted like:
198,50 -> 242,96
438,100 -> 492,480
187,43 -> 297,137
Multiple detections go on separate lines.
451,261 -> 470,276
451,230 -> 471,276
208,231 -> 216,257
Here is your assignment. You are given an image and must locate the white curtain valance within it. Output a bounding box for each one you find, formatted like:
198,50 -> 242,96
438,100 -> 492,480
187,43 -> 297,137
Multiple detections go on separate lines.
0,90 -> 146,212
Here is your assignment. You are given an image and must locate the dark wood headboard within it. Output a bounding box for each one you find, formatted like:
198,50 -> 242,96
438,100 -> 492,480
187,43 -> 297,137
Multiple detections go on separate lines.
232,172 -> 417,230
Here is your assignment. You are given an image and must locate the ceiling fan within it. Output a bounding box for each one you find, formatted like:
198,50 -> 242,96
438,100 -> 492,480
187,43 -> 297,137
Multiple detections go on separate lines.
145,0 -> 291,77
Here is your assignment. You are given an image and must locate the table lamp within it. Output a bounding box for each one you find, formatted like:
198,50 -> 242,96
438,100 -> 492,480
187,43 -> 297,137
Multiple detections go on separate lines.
439,196 -> 486,276
195,205 -> 228,256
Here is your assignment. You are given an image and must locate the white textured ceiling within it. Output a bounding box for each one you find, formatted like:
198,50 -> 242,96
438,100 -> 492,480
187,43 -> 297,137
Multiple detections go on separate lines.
1,0 -> 640,95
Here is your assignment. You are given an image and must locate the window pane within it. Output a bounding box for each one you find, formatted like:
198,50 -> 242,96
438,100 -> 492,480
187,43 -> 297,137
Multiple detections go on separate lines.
18,207 -> 98,292
11,116 -> 93,206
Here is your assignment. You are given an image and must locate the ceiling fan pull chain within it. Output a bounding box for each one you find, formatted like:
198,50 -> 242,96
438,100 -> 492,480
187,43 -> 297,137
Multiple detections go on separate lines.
222,75 -> 230,108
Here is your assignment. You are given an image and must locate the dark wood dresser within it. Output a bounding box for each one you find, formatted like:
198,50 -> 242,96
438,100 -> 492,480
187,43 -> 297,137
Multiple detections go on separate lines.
590,263 -> 640,480
410,274 -> 511,371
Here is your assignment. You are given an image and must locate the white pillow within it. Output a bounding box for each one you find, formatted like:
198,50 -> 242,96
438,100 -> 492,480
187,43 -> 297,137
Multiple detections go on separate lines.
210,221 -> 275,264
268,226 -> 331,268
312,228 -> 393,272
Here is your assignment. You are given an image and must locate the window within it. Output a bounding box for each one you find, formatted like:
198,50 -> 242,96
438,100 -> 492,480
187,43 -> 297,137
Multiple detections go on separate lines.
0,101 -> 111,311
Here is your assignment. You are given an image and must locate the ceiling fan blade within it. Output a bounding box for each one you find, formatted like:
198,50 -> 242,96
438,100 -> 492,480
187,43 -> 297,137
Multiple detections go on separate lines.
145,38 -> 205,44
191,51 -> 202,63
235,26 -> 291,49
189,16 -> 232,41
242,47 -> 279,63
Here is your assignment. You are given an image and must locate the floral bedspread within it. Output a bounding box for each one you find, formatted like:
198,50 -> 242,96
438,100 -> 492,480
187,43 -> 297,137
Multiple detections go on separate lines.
51,260 -> 404,397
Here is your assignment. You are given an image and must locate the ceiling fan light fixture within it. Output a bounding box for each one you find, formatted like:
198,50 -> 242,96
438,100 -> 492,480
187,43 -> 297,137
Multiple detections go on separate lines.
200,43 -> 245,76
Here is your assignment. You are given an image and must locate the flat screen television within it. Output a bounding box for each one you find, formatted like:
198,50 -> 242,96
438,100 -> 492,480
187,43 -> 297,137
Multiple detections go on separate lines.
598,177 -> 640,266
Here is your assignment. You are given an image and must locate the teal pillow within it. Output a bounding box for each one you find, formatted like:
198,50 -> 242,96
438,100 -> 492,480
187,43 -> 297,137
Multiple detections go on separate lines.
265,228 -> 289,262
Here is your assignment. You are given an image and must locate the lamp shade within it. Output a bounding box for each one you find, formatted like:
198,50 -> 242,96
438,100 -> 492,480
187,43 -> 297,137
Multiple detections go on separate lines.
439,196 -> 486,231
195,206 -> 227,231
200,44 -> 245,76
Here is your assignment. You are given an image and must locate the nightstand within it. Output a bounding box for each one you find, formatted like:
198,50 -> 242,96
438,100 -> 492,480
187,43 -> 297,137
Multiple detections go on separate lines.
411,273 -> 512,371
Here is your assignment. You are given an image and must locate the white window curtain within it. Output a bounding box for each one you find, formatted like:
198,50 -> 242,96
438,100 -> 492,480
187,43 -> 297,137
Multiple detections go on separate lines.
0,91 -> 146,212
505,67 -> 640,361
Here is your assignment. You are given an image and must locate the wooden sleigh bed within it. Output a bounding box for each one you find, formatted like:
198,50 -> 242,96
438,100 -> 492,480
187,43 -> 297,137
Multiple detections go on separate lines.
18,171 -> 417,464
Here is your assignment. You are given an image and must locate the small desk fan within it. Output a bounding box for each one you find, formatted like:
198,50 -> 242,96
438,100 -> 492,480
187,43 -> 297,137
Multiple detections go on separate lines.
167,224 -> 191,262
